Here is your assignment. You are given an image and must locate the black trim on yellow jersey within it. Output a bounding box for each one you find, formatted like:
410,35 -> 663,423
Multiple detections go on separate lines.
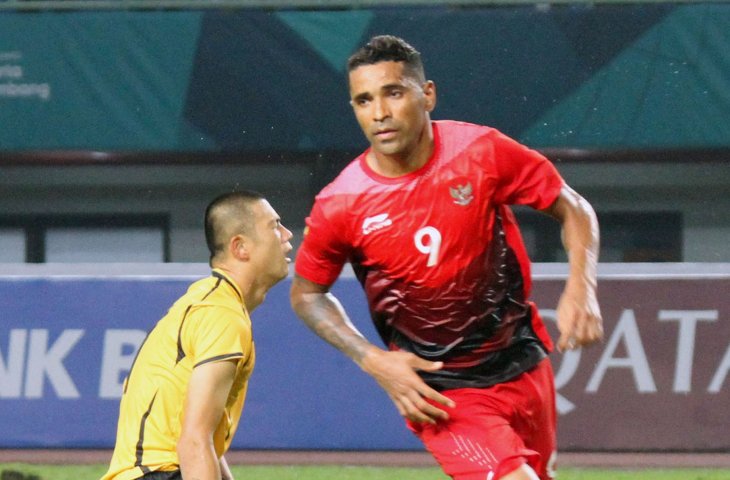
212,270 -> 242,303
176,275 -> 227,364
202,275 -> 223,301
176,305 -> 194,364
194,352 -> 243,368
135,391 -> 158,474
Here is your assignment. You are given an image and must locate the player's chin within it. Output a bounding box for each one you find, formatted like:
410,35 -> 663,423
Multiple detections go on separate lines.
374,142 -> 402,156
277,261 -> 290,280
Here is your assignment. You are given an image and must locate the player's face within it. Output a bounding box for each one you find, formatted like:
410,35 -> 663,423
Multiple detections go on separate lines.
349,61 -> 435,161
249,199 -> 293,284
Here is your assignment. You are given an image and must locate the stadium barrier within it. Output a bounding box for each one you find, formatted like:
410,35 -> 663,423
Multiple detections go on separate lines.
1,263 -> 728,451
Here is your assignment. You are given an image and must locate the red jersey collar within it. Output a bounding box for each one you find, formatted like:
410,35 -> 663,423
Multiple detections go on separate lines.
359,121 -> 441,184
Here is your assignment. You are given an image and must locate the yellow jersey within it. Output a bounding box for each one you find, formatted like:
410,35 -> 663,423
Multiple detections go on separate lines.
102,269 -> 255,480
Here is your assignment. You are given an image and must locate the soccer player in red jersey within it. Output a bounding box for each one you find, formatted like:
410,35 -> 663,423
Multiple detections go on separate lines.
290,35 -> 603,480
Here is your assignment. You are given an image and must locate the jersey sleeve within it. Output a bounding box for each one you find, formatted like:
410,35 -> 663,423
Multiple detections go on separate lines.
183,306 -> 251,368
490,130 -> 564,210
294,196 -> 351,286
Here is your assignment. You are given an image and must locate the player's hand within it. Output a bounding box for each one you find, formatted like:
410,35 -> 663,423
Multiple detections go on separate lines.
359,347 -> 455,424
556,284 -> 603,351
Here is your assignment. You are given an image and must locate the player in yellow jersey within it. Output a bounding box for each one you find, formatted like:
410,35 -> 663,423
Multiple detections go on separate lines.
102,191 -> 293,480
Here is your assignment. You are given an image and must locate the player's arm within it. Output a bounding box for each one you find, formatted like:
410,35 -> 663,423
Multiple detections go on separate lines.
178,359 -> 237,480
541,184 -> 603,351
219,455 -> 233,480
290,274 -> 454,424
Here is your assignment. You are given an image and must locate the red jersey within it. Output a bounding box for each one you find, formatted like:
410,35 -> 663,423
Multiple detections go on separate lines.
295,121 -> 564,390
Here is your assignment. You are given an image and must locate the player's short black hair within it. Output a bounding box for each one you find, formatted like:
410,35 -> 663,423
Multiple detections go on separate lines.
347,35 -> 425,83
204,190 -> 265,265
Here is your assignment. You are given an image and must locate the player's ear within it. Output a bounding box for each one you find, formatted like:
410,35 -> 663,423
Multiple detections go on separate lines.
423,80 -> 437,112
230,234 -> 251,261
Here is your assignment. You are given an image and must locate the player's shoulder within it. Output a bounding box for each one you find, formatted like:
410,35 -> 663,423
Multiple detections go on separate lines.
182,275 -> 244,311
435,120 -> 511,163
435,120 -> 507,150
436,119 -> 502,136
187,295 -> 250,332
435,119 -> 494,136
186,274 -> 222,298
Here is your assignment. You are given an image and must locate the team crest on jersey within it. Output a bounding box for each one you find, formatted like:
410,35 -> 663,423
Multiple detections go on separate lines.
362,213 -> 392,235
449,182 -> 474,206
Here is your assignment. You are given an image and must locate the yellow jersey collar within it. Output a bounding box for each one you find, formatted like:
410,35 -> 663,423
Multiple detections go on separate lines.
211,268 -> 243,304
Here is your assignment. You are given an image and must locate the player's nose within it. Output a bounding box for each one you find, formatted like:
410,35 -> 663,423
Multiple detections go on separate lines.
281,225 -> 293,244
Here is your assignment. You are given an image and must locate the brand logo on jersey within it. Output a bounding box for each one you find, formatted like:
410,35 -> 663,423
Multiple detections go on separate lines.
450,182 -> 474,206
362,213 -> 392,235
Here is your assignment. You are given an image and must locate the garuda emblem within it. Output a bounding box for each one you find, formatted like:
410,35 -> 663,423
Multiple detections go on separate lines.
449,182 -> 474,206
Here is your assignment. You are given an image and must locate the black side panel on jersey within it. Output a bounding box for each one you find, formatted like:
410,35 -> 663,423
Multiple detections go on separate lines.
354,212 -> 548,391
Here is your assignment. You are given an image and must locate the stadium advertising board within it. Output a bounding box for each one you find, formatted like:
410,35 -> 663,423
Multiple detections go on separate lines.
532,277 -> 730,451
0,266 -> 728,451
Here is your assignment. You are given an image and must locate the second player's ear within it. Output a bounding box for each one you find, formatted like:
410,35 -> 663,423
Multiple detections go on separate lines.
423,80 -> 437,112
230,234 -> 251,261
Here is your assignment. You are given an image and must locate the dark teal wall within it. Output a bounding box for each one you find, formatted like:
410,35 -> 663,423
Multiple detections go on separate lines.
2,4 -> 729,151
0,11 -> 204,150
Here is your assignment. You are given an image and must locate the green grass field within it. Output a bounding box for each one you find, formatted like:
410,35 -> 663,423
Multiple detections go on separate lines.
2,464 -> 730,480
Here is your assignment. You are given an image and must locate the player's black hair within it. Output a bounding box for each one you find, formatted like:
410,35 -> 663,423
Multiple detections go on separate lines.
347,35 -> 425,83
204,190 -> 265,265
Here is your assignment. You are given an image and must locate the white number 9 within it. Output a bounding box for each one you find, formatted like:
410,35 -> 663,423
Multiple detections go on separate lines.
414,226 -> 442,267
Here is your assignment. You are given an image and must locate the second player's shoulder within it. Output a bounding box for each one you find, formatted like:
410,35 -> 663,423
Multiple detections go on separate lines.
434,119 -> 499,139
180,274 -> 245,313
436,120 -> 538,163
184,300 -> 252,347
433,120 -> 503,157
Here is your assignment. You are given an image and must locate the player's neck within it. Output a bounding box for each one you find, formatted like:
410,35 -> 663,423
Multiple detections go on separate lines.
368,126 -> 434,178
213,265 -> 266,312
242,286 -> 266,312
237,273 -> 269,313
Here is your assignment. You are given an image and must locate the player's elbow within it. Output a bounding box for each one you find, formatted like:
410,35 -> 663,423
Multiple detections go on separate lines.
289,278 -> 306,313
177,430 -> 221,480
289,287 -> 315,319
177,430 -> 212,463
548,186 -> 597,227
177,430 -> 205,454
289,275 -> 328,315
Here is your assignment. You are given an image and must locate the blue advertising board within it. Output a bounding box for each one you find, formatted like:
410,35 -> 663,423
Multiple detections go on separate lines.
0,270 -> 420,449
2,264 -> 730,451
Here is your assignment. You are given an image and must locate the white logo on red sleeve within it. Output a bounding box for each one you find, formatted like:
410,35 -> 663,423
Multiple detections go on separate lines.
362,213 -> 392,235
